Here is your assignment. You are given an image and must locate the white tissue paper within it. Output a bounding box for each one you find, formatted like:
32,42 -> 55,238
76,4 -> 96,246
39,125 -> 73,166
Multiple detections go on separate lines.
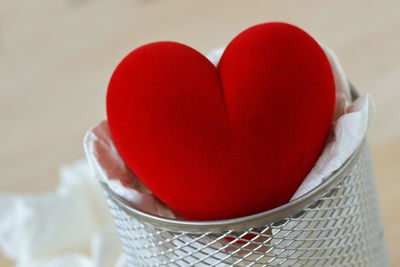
0,161 -> 125,267
0,45 -> 375,266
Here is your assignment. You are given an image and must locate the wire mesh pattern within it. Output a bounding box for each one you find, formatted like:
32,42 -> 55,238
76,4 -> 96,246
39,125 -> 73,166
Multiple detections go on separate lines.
103,141 -> 388,266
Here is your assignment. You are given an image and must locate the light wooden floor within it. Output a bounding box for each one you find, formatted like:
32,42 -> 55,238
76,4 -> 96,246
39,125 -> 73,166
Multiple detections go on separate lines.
1,0 -> 399,265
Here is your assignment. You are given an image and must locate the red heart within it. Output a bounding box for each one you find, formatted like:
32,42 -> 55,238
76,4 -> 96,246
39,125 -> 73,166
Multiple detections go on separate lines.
107,22 -> 335,220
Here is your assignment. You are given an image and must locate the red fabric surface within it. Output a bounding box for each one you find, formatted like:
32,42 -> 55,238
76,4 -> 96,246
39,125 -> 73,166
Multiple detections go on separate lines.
106,22 -> 335,220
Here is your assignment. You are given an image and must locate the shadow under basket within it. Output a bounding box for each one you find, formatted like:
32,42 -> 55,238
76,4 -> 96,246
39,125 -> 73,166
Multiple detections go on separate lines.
100,89 -> 389,266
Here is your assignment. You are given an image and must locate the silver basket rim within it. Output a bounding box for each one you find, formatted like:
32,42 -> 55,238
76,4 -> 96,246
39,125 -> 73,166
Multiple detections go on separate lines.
101,87 -> 363,233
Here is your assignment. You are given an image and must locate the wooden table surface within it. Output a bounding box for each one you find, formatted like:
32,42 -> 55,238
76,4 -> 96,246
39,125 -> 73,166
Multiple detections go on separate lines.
1,0 -> 399,265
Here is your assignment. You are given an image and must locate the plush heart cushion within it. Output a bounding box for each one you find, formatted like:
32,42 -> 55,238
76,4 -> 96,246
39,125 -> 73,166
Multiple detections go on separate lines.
106,22 -> 335,220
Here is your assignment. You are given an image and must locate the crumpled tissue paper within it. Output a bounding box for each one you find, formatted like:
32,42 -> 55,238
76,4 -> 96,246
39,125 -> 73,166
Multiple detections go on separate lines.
0,161 -> 124,267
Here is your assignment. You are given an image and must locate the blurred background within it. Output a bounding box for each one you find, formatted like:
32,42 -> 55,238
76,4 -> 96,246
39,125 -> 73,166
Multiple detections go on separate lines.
1,0 -> 399,265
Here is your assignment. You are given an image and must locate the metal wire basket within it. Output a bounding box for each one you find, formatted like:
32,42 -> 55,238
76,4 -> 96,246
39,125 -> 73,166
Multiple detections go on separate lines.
101,89 -> 389,266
